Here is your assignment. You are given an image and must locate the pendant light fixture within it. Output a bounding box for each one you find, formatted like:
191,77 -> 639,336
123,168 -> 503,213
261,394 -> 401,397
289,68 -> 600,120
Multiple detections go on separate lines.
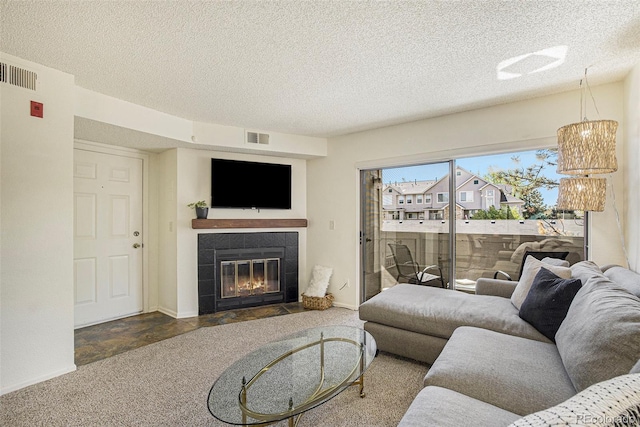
556,68 -> 617,212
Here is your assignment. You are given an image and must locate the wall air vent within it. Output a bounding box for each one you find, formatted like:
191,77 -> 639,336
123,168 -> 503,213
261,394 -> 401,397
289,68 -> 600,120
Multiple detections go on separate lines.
246,131 -> 270,145
0,62 -> 38,91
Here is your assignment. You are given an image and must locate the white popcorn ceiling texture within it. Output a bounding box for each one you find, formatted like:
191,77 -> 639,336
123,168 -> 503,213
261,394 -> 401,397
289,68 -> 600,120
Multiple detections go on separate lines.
1,1 -> 640,138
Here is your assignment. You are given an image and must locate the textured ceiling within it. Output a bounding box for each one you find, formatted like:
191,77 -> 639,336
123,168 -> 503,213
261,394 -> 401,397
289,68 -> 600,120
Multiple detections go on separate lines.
2,1 -> 640,138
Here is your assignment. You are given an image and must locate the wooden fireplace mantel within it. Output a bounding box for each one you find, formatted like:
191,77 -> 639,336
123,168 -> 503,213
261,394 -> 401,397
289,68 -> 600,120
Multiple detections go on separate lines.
192,218 -> 308,229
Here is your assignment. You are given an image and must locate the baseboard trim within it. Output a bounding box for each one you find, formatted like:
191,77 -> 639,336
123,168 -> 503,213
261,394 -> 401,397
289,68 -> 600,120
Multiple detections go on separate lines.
157,307 -> 198,319
176,310 -> 198,319
332,301 -> 358,311
1,364 -> 77,396
157,306 -> 178,318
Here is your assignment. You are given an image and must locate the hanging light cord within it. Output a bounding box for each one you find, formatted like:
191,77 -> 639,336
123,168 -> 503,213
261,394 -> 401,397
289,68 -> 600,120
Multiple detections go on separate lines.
584,67 -> 602,118
608,176 -> 631,269
579,75 -> 584,121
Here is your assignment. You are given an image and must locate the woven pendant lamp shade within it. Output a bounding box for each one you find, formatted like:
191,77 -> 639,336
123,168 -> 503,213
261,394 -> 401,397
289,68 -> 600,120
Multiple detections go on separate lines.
556,177 -> 606,212
556,120 -> 618,175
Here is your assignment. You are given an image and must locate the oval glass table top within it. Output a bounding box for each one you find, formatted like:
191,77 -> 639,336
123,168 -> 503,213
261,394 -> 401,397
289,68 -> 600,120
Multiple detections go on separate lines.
207,325 -> 377,425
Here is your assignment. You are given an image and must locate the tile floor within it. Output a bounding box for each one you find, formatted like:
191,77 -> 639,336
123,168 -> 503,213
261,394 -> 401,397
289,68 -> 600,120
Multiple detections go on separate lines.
74,302 -> 306,366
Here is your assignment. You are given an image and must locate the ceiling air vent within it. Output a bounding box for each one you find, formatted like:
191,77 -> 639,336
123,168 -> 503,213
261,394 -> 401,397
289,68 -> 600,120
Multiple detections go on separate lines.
0,62 -> 38,91
246,131 -> 270,145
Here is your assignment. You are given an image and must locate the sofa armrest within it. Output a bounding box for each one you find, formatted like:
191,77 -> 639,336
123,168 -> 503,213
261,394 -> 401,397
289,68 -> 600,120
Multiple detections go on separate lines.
475,278 -> 517,298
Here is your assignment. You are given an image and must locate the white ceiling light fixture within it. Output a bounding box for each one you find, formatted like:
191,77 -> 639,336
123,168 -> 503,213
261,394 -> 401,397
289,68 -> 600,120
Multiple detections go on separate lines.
497,45 -> 568,80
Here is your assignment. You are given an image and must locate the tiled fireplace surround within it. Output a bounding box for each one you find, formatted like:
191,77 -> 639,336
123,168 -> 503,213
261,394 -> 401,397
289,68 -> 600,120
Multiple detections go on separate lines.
197,232 -> 299,314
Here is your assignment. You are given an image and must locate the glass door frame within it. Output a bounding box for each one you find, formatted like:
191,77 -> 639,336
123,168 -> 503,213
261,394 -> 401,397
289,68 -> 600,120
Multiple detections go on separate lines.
359,159 -> 457,304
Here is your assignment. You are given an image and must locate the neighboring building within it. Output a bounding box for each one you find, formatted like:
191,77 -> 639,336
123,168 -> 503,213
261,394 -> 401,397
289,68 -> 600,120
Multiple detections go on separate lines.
382,167 -> 525,220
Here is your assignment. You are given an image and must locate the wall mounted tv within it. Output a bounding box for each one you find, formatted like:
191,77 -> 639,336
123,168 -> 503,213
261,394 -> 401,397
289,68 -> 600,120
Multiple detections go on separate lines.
211,158 -> 292,210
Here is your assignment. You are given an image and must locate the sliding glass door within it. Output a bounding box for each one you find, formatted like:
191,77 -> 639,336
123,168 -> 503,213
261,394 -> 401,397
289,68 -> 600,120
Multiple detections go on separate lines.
360,149 -> 585,303
361,161 -> 452,300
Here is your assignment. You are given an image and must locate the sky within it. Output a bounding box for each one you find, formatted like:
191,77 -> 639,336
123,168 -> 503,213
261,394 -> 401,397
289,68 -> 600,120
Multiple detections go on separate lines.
381,149 -> 561,206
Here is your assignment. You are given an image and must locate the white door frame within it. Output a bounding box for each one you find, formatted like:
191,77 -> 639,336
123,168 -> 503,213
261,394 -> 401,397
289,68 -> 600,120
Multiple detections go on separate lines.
74,139 -> 151,315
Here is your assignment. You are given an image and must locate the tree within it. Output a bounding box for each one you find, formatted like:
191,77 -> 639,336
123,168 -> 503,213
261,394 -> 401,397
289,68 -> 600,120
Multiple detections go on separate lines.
471,205 -> 522,220
484,149 -> 558,219
521,188 -> 547,219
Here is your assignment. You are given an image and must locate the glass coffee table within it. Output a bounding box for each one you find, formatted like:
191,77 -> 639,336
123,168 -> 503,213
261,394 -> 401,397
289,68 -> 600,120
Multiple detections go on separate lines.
207,325 -> 377,426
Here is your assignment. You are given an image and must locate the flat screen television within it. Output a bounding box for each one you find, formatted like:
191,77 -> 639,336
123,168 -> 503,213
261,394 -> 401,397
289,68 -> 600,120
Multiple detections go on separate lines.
211,158 -> 292,209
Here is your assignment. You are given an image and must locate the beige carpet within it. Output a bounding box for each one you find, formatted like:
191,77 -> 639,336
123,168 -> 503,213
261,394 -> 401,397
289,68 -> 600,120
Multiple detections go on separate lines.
0,308 -> 428,426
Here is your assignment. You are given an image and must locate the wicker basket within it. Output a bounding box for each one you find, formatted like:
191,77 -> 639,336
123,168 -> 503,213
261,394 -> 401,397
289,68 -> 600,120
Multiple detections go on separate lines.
302,293 -> 334,310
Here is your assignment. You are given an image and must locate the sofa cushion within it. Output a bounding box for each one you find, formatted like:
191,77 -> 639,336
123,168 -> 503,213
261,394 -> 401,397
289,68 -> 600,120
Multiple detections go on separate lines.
511,256 -> 572,310
508,373 -> 640,427
603,265 -> 640,298
555,274 -> 640,392
398,386 -> 521,427
424,326 -> 575,415
518,267 -> 582,342
476,277 -> 517,298
359,284 -> 549,342
363,321 -> 448,364
570,260 -> 605,283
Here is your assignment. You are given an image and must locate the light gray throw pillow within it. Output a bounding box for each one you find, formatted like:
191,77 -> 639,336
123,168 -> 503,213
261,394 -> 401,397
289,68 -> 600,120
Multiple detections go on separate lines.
541,257 -> 570,267
555,274 -> 640,392
511,256 -> 572,310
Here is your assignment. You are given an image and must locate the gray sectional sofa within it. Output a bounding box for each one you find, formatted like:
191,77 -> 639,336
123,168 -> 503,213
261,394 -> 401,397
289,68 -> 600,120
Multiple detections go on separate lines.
359,260 -> 640,426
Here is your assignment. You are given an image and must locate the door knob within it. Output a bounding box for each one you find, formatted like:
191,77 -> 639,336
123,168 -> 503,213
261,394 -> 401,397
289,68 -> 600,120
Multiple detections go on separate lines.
133,243 -> 141,249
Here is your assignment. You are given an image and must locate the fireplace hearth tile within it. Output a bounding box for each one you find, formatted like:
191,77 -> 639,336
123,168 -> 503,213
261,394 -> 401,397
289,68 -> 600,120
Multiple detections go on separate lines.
285,258 -> 298,273
198,249 -> 215,265
198,265 -> 214,281
244,233 -> 263,249
286,245 -> 298,262
198,296 -> 215,315
228,233 -> 245,249
198,279 -> 215,296
265,232 -> 286,247
285,232 -> 297,246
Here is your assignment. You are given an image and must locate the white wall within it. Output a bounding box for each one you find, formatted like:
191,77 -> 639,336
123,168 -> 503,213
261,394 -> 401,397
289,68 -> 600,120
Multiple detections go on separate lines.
308,82 -> 629,309
157,149 -> 179,317
589,84 -> 626,265
146,153 -> 161,311
75,87 -> 194,143
193,122 -> 327,158
0,54 -> 76,394
156,148 -> 308,318
75,87 -> 328,159
624,64 -> 640,271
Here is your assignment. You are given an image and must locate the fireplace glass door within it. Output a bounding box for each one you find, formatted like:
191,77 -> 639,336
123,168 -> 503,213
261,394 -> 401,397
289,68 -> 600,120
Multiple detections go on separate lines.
221,261 -> 237,299
220,258 -> 281,298
264,259 -> 280,293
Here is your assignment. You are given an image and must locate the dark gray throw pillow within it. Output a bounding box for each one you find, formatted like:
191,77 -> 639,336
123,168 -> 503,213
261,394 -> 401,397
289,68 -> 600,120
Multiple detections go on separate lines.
518,267 -> 582,342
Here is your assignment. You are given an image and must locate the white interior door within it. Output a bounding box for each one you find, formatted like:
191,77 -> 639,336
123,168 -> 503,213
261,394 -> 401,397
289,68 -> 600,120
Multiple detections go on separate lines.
74,149 -> 143,328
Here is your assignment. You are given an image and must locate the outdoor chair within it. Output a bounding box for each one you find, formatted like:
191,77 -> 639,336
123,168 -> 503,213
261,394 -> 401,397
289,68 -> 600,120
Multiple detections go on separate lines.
493,250 -> 570,281
388,243 -> 445,288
